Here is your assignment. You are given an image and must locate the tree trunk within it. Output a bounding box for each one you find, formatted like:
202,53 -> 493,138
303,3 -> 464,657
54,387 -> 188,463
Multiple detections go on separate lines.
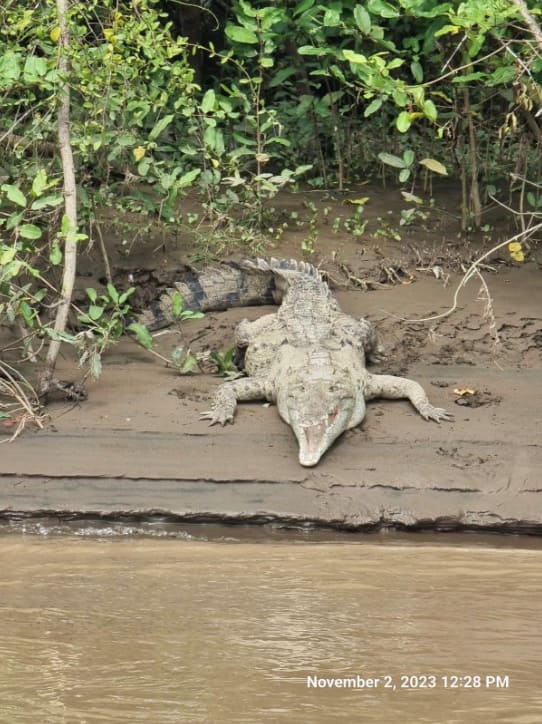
463,84 -> 482,228
512,0 -> 542,52
38,0 -> 78,398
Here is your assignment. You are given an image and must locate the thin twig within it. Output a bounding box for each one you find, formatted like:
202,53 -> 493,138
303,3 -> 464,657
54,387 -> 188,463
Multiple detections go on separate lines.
385,222 -> 542,324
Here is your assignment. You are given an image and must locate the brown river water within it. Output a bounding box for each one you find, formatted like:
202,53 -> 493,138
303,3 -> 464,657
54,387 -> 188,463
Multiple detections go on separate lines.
1,523 -> 542,723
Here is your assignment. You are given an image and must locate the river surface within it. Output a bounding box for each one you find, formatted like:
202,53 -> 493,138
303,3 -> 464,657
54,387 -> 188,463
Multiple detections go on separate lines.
1,523 -> 542,723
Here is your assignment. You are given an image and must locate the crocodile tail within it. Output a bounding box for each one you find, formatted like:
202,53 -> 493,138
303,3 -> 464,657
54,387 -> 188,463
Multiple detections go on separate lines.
243,257 -> 323,282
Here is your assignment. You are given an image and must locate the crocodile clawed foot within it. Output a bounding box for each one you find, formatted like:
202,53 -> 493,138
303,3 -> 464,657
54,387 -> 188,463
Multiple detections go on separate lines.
422,406 -> 453,423
200,410 -> 234,426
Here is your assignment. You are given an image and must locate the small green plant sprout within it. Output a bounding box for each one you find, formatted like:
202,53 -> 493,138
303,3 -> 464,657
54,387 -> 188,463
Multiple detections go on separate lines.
169,346 -> 199,374
372,215 -> 402,241
76,284 -> 135,377
301,216 -> 318,254
170,291 -> 205,322
378,150 -> 415,183
209,347 -> 242,379
343,206 -> 367,237
399,191 -> 429,226
127,293 -> 205,373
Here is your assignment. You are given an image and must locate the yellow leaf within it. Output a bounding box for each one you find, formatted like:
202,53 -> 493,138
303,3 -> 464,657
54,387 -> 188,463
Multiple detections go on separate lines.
103,28 -> 115,42
508,242 -> 524,262
50,26 -> 61,43
419,157 -> 448,175
211,158 -> 220,169
454,388 -> 476,396
132,146 -> 146,161
345,197 -> 369,205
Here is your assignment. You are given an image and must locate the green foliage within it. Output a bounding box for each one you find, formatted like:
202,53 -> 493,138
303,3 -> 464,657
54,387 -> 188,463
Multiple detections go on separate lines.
209,347 -> 243,379
170,291 -> 205,322
0,0 -> 540,389
75,284 -> 135,377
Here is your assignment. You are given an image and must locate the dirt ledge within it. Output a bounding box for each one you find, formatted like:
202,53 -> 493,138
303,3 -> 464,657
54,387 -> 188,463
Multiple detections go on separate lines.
1,264 -> 541,536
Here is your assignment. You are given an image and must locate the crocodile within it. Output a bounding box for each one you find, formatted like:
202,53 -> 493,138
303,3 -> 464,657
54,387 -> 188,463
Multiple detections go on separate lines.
202,258 -> 452,467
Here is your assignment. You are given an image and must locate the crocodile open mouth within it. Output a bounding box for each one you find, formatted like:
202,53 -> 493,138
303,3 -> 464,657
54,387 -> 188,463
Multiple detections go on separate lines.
298,411 -> 338,466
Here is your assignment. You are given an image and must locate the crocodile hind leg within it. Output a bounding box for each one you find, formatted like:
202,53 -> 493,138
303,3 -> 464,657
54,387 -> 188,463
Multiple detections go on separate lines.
365,373 -> 452,422
357,318 -> 386,364
201,377 -> 270,425
235,313 -> 278,346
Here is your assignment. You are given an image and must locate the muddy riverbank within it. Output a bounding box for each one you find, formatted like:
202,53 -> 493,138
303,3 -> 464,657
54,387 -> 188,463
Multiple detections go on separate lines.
1,189 -> 541,533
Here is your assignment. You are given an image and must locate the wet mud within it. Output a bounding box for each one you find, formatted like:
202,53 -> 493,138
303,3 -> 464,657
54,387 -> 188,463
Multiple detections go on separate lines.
1,189 -> 541,535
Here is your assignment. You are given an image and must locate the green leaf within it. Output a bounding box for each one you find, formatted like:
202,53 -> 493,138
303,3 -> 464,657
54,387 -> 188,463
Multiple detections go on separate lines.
49,242 -> 62,265
2,184 -> 26,207
88,304 -> 104,321
225,24 -> 258,44
451,71 -> 485,84
201,89 -> 216,113
179,354 -> 198,374
367,0 -> 399,19
488,66 -> 516,86
19,300 -> 35,326
364,98 -> 382,117
419,158 -> 448,175
0,247 -> 17,264
23,55 -> 47,81
204,124 -> 217,150
118,287 -> 136,305
6,211 -> 24,230
86,287 -> 98,302
411,60 -> 423,83
106,283 -> 119,304
323,7 -> 341,26
378,152 -> 405,168
149,114 -> 174,140
343,50 -> 367,65
403,149 -> 415,166
396,111 -> 411,133
31,169 -> 48,197
0,51 -> 21,88
423,99 -> 438,121
138,159 -> 150,177
268,66 -> 297,88
171,291 -> 184,318
177,168 -> 201,188
293,0 -> 315,15
392,89 -> 408,107
399,168 -> 411,183
297,46 -> 327,56
128,322 -> 154,349
31,194 -> 64,210
116,133 -> 138,146
387,58 -> 404,70
434,24 -> 462,38
19,224 -> 42,240
354,5 -> 371,33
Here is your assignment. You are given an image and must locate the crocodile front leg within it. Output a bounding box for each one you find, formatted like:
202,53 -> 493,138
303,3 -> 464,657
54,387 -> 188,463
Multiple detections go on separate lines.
365,373 -> 452,422
201,377 -> 270,425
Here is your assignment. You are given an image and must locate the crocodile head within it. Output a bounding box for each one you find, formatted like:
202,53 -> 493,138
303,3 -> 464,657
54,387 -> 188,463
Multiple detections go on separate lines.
277,376 -> 362,467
